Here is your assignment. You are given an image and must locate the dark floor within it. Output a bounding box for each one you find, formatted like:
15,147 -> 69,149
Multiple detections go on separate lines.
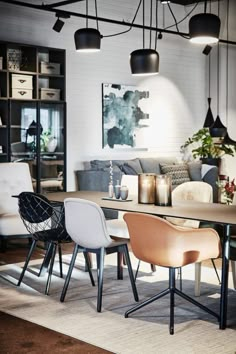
0,239 -> 113,354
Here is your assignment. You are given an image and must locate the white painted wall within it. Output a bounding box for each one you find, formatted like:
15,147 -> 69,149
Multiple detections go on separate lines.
0,1 -> 235,188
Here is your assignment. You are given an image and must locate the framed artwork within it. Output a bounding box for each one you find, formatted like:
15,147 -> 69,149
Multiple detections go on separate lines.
102,83 -> 150,149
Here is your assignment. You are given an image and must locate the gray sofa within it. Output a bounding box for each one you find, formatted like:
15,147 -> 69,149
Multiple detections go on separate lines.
75,157 -> 219,218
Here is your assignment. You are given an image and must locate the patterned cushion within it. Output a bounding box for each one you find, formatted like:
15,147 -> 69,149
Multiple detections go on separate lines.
160,163 -> 190,186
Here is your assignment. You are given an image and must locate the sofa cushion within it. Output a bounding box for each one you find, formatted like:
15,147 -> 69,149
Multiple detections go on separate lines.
139,157 -> 177,174
160,163 -> 190,186
120,159 -> 143,175
121,164 -> 137,175
187,161 -> 202,181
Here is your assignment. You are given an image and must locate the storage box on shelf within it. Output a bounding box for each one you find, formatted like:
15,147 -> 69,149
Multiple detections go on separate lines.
40,61 -> 60,75
40,88 -> 60,101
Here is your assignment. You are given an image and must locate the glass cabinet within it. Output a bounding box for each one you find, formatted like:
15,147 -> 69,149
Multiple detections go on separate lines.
0,40 -> 66,193
9,100 -> 66,193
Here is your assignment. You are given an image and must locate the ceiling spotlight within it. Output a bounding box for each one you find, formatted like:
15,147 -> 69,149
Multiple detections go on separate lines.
189,13 -> 221,44
158,32 -> 163,40
161,0 -> 170,4
202,44 -> 212,55
74,28 -> 101,52
53,18 -> 65,33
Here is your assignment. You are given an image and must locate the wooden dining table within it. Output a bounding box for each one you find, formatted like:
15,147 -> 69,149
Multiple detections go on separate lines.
47,190 -> 236,330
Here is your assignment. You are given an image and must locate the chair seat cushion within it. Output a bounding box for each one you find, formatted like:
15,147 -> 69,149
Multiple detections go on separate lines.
106,219 -> 130,239
0,214 -> 29,235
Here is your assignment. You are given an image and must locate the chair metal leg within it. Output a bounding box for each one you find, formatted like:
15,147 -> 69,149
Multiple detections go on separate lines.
38,242 -> 53,277
169,268 -> 175,335
231,260 -> 236,290
18,239 -> 37,286
211,258 -> 221,284
97,247 -> 105,312
123,244 -> 139,302
117,251 -> 123,280
134,260 -> 141,281
60,244 -> 79,302
45,243 -> 57,295
194,262 -> 201,297
83,251 -> 95,286
58,243 -> 63,278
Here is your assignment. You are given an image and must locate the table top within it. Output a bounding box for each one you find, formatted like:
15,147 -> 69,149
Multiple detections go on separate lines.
47,190 -> 236,226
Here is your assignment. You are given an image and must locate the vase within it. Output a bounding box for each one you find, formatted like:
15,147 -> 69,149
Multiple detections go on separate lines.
47,137 -> 57,153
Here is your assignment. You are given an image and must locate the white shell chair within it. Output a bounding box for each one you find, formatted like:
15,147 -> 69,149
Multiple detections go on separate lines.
166,181 -> 220,296
106,175 -> 156,277
60,198 -> 139,312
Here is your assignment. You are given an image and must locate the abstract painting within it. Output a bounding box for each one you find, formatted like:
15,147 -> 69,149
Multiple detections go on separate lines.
102,83 -> 150,149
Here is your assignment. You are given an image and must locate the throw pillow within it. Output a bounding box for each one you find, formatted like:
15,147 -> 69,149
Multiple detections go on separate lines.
160,163 -> 190,186
187,161 -> 202,181
121,164 -> 138,175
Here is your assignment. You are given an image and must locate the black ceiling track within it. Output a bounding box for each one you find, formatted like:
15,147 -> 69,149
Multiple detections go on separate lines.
0,0 -> 235,45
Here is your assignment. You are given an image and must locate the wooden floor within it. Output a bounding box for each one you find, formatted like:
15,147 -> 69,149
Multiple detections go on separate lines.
0,239 -> 113,354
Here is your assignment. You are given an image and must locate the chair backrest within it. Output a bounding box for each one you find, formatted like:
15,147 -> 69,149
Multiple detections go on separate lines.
167,181 -> 213,228
0,162 -> 33,216
124,212 -> 221,268
64,198 -> 112,249
17,192 -> 68,241
172,181 -> 213,203
118,175 -> 138,219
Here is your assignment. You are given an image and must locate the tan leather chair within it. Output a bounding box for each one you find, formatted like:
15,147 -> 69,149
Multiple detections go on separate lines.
124,212 -> 221,335
0,162 -> 33,252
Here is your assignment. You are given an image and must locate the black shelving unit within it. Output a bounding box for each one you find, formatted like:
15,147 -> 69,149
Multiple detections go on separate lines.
0,40 -> 66,193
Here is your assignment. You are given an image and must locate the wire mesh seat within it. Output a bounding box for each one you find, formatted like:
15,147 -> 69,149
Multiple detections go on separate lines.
16,192 -> 74,295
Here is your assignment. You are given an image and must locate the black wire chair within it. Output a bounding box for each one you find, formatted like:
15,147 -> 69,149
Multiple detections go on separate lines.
15,192 -> 94,295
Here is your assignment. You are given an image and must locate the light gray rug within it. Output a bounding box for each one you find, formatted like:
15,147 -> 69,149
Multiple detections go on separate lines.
0,253 -> 235,354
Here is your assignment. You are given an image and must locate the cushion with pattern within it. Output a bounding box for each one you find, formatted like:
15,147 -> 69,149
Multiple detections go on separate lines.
160,163 -> 190,186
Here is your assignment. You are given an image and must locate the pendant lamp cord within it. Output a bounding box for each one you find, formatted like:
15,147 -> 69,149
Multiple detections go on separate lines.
204,0 -> 207,13
86,0 -> 88,28
208,50 -> 211,98
143,0 -> 145,49
217,0 -> 220,116
226,0 -> 229,126
149,0 -> 153,49
155,0 -> 159,51
95,0 -> 99,31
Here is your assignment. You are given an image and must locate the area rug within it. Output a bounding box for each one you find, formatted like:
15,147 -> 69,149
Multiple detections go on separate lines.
0,254 -> 235,354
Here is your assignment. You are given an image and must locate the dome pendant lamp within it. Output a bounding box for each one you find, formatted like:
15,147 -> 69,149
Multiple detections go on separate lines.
74,0 -> 101,52
130,0 -> 159,76
189,1 -> 221,45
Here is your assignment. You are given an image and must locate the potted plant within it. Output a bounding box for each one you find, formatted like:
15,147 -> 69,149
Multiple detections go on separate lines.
180,128 -> 236,166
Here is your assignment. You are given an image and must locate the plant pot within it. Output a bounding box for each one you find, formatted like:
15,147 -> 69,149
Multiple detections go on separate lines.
201,157 -> 221,167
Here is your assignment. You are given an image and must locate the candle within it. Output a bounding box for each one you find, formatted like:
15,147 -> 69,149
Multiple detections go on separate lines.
138,174 -> 155,204
155,175 -> 172,206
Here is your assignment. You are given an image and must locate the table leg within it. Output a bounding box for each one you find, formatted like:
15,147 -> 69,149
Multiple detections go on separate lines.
219,224 -> 230,329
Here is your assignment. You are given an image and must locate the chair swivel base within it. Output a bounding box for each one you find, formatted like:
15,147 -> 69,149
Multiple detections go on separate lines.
125,268 -> 220,335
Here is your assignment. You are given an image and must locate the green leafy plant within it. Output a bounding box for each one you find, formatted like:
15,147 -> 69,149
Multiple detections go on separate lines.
180,128 -> 236,159
40,130 -> 52,152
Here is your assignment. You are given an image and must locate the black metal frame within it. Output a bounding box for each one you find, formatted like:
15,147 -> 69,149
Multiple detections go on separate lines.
60,243 -> 139,312
16,192 -> 72,295
125,267 -> 220,335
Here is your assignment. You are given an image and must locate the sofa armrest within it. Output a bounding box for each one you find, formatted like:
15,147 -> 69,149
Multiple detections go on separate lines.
202,165 -> 219,203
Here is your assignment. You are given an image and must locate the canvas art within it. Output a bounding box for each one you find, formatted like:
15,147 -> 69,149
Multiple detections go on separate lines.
102,83 -> 150,149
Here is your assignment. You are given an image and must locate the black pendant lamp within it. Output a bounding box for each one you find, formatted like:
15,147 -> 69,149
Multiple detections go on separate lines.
203,98 -> 214,128
203,54 -> 214,128
74,28 -> 101,52
130,0 -> 159,76
189,1 -> 221,44
74,0 -> 101,52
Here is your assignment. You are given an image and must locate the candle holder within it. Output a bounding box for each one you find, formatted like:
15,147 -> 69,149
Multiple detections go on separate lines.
138,173 -> 156,204
155,175 -> 172,206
